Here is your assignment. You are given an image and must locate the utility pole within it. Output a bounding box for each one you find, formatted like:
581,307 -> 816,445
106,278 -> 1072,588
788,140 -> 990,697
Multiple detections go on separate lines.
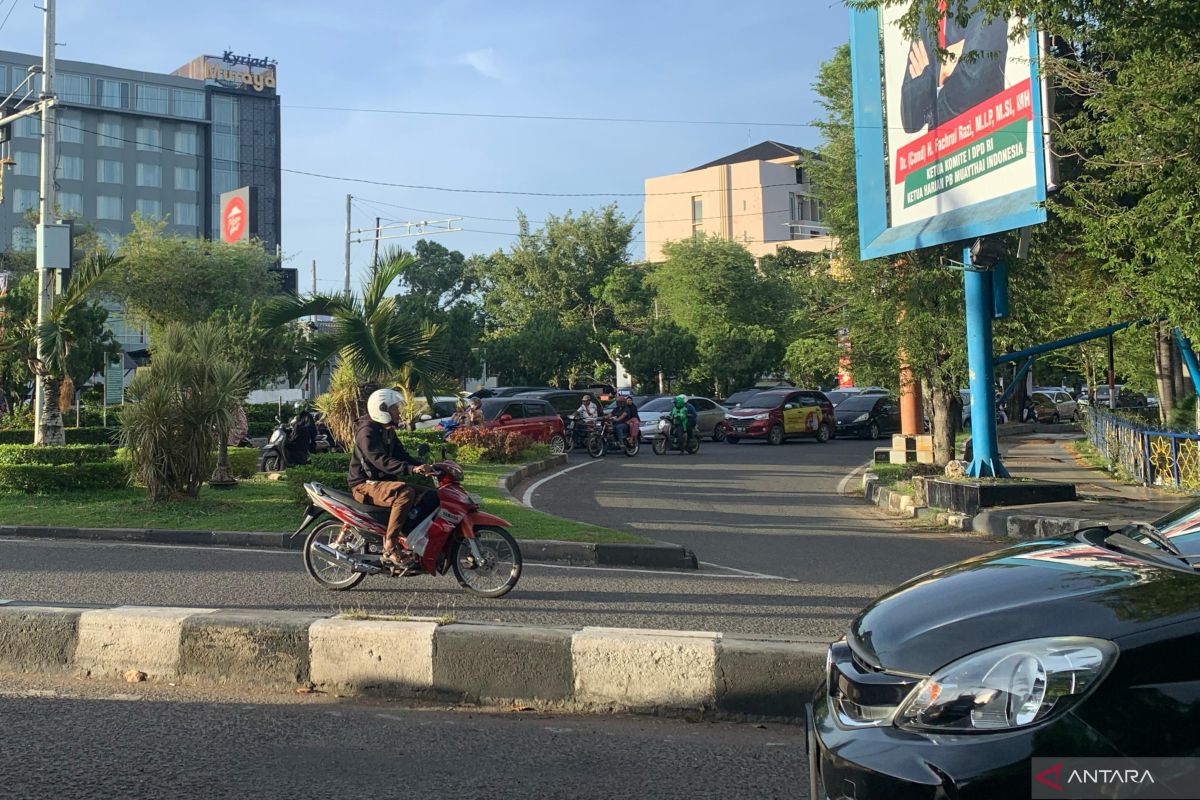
342,193 -> 352,296
372,216 -> 381,268
33,0 -> 57,444
311,258 -> 316,297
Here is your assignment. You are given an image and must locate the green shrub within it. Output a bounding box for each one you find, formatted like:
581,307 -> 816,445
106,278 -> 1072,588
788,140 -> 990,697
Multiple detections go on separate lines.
247,421 -> 275,438
455,444 -> 487,464
518,443 -> 552,462
446,428 -> 536,463
0,461 -> 128,494
227,447 -> 260,478
308,452 -> 351,472
245,403 -> 283,426
284,466 -> 347,504
0,444 -> 115,466
0,427 -> 118,446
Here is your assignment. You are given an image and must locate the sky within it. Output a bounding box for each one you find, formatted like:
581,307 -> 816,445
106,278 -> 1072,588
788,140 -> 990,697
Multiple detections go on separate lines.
0,0 -> 850,293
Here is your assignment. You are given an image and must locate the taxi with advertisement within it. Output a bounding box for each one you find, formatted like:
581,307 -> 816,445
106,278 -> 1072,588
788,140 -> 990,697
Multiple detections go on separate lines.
720,389 -> 835,445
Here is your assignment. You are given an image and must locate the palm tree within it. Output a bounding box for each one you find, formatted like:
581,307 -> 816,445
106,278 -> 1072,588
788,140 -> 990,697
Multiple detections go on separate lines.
0,252 -> 121,445
261,249 -> 446,445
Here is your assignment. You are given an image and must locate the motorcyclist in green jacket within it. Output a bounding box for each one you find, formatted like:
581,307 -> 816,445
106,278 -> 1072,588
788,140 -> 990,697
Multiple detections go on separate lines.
670,395 -> 698,452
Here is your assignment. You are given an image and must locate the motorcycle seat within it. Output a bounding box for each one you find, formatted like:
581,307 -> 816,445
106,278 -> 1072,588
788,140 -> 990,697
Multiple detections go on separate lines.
320,486 -> 391,521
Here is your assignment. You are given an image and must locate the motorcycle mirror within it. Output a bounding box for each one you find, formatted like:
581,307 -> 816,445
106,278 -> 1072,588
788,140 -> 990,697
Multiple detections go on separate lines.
417,443 -> 431,458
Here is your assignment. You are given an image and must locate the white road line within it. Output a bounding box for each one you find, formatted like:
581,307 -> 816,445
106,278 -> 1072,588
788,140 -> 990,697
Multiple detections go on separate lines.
697,561 -> 794,581
0,537 -> 295,557
836,460 -> 874,496
521,459 -> 602,508
527,562 -> 793,581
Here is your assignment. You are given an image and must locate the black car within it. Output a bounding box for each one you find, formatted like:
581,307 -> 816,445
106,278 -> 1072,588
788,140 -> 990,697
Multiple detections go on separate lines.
513,389 -> 590,425
468,386 -> 551,399
722,389 -> 763,410
833,395 -> 900,440
808,500 -> 1200,799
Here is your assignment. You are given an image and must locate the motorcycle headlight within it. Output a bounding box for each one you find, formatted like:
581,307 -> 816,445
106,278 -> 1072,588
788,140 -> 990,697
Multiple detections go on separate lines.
853,413 -> 869,423
753,413 -> 770,420
269,430 -> 284,444
897,637 -> 1117,732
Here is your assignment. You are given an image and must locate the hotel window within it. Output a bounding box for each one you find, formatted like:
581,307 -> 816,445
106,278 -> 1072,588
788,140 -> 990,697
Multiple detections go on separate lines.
173,202 -> 198,226
58,191 -> 83,217
56,111 -> 83,143
174,126 -> 199,156
134,84 -> 169,114
691,196 -> 703,236
11,227 -> 35,251
174,165 -> 198,191
136,198 -> 162,218
136,163 -> 161,188
13,115 -> 40,138
13,149 -> 38,176
97,159 -> 124,184
96,78 -> 129,109
96,195 -> 123,221
795,166 -> 808,185
97,117 -> 123,148
58,73 -> 91,104
56,154 -> 83,181
136,123 -> 161,152
0,65 -> 6,93
14,188 -> 39,212
171,89 -> 205,119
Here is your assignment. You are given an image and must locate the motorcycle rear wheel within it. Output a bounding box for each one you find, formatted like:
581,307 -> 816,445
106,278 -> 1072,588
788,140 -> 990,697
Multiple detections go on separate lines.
623,437 -> 640,456
452,526 -> 522,598
304,520 -> 368,591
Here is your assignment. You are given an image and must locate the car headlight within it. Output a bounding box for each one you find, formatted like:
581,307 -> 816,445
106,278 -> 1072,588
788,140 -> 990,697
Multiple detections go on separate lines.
853,413 -> 869,422
897,637 -> 1117,732
753,413 -> 770,420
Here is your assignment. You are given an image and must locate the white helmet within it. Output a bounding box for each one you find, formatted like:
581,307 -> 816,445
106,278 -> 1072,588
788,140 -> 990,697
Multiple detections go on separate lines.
367,388 -> 402,425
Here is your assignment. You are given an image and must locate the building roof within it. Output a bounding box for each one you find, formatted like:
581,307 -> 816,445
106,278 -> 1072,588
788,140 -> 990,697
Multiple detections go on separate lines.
687,141 -> 813,172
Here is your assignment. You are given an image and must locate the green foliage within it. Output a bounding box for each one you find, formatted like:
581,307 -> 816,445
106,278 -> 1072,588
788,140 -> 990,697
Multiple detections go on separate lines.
0,461 -> 127,494
109,215 -> 281,331
0,427 -> 117,445
484,310 -> 596,386
454,444 -> 488,464
119,323 -> 249,501
283,466 -> 347,504
226,447 -> 260,479
307,452 -> 351,472
0,444 -> 115,465
612,319 -> 697,390
446,428 -> 537,463
210,301 -> 309,391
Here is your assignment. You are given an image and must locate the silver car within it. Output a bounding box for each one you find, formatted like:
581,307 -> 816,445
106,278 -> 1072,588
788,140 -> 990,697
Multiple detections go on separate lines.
636,395 -> 728,442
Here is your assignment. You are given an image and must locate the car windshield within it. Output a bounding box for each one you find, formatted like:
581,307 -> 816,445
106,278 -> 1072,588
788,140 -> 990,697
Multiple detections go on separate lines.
723,391 -> 759,405
825,390 -> 855,406
738,394 -> 785,410
838,395 -> 879,412
640,397 -> 676,413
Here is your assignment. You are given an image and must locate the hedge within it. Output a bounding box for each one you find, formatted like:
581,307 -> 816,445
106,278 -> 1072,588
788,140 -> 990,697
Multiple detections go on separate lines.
0,461 -> 128,493
0,427 -> 118,446
0,444 -> 115,466
247,421 -> 275,438
226,447 -> 260,478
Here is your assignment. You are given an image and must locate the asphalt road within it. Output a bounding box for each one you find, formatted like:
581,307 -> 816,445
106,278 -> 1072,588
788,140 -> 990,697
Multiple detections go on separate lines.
528,435 -> 994,581
0,673 -> 804,800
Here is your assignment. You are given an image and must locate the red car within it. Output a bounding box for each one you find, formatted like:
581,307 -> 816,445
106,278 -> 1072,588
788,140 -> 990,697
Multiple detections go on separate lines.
480,397 -> 567,453
722,389 -> 835,445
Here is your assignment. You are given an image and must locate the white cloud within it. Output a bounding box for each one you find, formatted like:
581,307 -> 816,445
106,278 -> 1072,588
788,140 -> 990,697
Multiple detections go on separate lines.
457,48 -> 504,81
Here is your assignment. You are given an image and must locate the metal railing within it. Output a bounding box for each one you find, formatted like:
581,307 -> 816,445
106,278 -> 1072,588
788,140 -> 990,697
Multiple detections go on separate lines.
1085,407 -> 1200,491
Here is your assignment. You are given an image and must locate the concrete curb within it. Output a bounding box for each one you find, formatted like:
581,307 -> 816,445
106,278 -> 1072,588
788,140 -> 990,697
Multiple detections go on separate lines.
0,602 -> 827,721
497,455 -> 699,570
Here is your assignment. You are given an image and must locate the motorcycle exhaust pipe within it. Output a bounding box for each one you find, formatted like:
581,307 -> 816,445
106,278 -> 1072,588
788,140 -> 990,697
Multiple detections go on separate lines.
311,542 -> 383,574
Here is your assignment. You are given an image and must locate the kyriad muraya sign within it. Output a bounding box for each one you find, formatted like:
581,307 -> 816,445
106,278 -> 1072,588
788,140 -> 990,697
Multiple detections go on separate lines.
220,187 -> 253,244
850,1 -> 1049,259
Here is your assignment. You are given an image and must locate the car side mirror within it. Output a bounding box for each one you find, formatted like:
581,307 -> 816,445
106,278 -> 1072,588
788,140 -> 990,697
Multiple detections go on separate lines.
417,443 -> 431,458
419,414 -> 432,421
499,414 -> 513,423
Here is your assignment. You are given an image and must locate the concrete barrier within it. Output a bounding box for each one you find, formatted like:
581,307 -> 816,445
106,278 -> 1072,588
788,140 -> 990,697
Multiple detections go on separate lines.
0,602 -> 826,721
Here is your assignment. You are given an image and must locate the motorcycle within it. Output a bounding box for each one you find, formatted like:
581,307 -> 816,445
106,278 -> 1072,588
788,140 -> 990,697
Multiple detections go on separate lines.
652,413 -> 700,456
564,416 -> 601,455
591,416 -> 640,458
291,452 -> 522,598
259,413 -> 324,472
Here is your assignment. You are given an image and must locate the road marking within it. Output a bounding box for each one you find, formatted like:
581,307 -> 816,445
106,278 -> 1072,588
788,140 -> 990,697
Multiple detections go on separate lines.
836,460 -> 874,496
0,537 -> 294,556
521,459 -> 603,508
528,562 -> 793,581
697,561 -> 794,581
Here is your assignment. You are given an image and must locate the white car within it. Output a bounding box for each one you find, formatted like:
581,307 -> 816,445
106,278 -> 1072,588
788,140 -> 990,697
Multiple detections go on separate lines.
412,396 -> 463,430
635,395 -> 728,442
1032,388 -> 1078,422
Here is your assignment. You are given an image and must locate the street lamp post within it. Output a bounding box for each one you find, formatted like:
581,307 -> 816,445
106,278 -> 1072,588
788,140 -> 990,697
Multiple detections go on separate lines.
33,0 -> 59,444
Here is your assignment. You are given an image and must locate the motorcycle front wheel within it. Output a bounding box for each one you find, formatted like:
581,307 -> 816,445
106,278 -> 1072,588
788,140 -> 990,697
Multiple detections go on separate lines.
652,437 -> 667,455
587,434 -> 606,458
304,520 -> 367,591
452,526 -> 522,598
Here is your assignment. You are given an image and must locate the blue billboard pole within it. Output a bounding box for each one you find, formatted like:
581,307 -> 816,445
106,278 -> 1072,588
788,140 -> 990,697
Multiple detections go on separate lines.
963,249 -> 1007,477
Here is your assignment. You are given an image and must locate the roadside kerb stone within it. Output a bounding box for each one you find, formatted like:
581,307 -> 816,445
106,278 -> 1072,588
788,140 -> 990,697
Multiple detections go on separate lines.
74,606 -> 215,680
497,454 -> 568,502
0,605 -> 81,673
308,617 -> 438,696
433,622 -> 574,704
180,609 -> 324,687
715,635 -> 827,719
572,627 -> 720,710
971,510 -> 1112,539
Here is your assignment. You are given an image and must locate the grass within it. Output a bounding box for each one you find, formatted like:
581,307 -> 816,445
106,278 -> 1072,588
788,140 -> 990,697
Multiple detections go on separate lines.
0,461 -> 646,544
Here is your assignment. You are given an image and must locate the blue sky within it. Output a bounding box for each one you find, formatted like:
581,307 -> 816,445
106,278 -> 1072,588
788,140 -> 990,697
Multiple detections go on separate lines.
2,0 -> 849,291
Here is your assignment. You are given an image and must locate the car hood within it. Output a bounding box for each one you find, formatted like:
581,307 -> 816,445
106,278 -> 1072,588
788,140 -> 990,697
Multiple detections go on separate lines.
835,408 -> 870,422
726,408 -> 773,418
849,537 -> 1200,675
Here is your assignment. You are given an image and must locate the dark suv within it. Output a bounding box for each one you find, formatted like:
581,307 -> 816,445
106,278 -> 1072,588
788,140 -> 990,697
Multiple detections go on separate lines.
721,389 -> 836,445
513,390 -> 590,426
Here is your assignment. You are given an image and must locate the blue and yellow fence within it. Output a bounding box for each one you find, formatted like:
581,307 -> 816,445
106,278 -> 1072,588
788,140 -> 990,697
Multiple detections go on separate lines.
1085,407 -> 1200,491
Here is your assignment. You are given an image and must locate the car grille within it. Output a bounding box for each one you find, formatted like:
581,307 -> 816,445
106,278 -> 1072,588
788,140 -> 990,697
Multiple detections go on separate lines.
826,640 -> 921,728
730,419 -> 753,431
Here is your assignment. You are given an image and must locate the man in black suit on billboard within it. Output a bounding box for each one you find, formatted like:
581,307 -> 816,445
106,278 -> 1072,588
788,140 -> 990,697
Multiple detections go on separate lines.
899,0 -> 1009,134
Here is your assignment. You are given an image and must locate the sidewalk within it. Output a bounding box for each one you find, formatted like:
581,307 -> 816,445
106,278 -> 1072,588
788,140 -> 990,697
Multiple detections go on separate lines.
970,434 -> 1186,537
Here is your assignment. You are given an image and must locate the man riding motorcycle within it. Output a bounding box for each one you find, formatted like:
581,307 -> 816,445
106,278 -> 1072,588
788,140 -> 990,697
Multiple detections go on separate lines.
670,394 -> 698,451
349,388 -> 438,569
611,393 -> 639,444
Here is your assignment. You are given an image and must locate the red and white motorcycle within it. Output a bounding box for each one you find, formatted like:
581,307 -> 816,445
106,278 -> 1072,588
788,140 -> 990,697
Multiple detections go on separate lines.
291,459 -> 521,598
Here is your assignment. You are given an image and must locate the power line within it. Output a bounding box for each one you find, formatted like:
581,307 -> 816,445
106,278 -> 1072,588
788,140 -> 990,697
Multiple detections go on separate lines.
282,104 -> 813,129
0,0 -> 20,37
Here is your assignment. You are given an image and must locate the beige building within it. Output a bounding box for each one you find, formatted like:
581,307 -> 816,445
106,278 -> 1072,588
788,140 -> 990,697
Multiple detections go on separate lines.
643,141 -> 832,262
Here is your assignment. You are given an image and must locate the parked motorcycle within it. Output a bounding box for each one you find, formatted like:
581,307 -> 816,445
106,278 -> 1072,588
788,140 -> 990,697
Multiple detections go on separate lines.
291,455 -> 522,598
652,413 -> 700,455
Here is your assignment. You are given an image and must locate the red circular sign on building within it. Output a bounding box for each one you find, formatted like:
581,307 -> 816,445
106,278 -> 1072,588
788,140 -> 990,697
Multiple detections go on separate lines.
221,195 -> 248,243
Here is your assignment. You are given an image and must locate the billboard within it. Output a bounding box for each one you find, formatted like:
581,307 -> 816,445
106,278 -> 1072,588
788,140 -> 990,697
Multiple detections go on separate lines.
219,187 -> 254,244
850,2 -> 1048,259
